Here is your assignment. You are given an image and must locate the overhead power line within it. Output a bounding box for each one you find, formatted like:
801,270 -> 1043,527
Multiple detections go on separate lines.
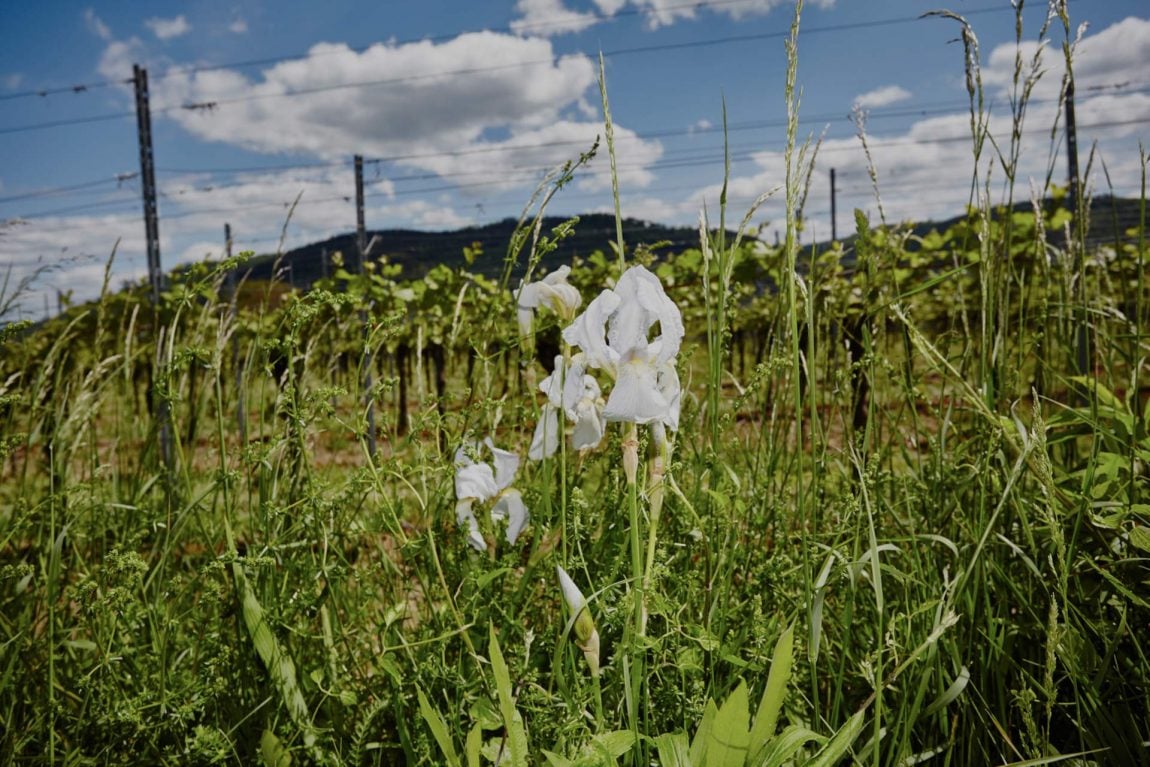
0,6 -> 1021,136
0,173 -> 137,205
11,112 -> 1146,224
0,2 -> 1013,106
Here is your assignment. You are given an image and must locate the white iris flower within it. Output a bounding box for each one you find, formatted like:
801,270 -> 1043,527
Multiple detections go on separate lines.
562,265 -> 683,429
528,354 -> 607,461
454,438 -> 529,552
517,265 -> 583,338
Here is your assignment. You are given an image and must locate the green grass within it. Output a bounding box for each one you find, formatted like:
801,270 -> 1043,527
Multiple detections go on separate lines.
2,2 -> 1149,765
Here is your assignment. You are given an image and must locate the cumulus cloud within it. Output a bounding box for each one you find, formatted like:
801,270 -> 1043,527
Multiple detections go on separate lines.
617,0 -> 834,29
97,37 -> 149,81
670,14 -> 1150,243
145,15 -> 191,41
152,33 -> 661,189
228,18 -> 248,34
510,0 -> 834,36
0,164 -> 470,312
853,85 -> 912,110
4,73 -> 24,90
689,118 -> 713,134
84,8 -> 112,41
511,0 -> 599,37
5,25 -> 667,312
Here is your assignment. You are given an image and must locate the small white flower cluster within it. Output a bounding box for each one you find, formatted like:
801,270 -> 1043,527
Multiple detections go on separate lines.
453,262 -> 683,553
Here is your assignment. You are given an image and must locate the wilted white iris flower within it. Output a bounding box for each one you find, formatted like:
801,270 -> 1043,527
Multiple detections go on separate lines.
517,265 -> 583,338
528,354 -> 607,461
562,265 -> 683,429
454,438 -> 529,552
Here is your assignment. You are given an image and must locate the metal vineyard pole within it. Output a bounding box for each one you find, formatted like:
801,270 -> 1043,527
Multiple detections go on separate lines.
225,223 -> 247,444
1065,80 -> 1090,391
355,155 -> 378,458
830,167 -> 838,242
133,63 -> 173,472
133,64 -> 163,306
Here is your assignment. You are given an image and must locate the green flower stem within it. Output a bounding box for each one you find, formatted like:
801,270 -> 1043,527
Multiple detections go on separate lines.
560,345 -> 572,568
640,435 -> 668,635
593,672 -> 605,732
622,422 -> 646,762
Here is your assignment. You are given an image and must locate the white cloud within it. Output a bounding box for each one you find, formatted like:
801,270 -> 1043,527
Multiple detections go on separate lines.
853,85 -> 912,110
689,118 -> 713,134
592,0 -> 628,14
84,8 -> 112,41
96,37 -> 149,81
153,32 -> 662,189
668,14 -> 1150,242
511,0 -> 599,37
626,0 -> 834,29
511,0 -> 834,36
146,15 -> 191,41
228,18 -> 248,34
5,28 -> 665,311
4,73 -> 23,90
375,199 -> 473,230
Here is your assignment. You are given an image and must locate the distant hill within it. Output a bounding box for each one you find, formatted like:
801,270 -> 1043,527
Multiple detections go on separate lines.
236,196 -> 1144,287
238,213 -> 705,287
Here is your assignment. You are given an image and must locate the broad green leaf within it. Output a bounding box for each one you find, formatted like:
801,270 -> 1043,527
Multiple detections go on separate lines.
690,698 -> 719,766
259,729 -> 292,767
750,625 -> 793,755
1129,526 -> 1150,554
508,711 -> 530,767
417,687 -> 461,767
589,730 -> 637,759
470,697 -> 502,730
466,724 -> 483,767
489,625 -> 526,767
234,564 -> 317,749
706,680 -> 750,767
752,725 -> 825,767
807,710 -> 865,767
653,732 -> 692,767
542,749 -> 574,767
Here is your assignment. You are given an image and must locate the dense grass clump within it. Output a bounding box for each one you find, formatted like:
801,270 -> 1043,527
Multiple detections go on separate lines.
2,2 -> 1148,765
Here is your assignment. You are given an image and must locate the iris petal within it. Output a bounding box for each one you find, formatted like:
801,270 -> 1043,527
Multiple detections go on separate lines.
528,405 -> 561,460
455,499 -> 486,552
492,489 -> 529,544
562,289 -> 620,370
455,462 -> 498,501
484,438 -> 520,491
571,394 -> 606,449
603,350 -> 668,424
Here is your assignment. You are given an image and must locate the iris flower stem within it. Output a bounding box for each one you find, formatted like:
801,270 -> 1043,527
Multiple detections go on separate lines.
560,346 -> 572,568
623,422 -> 646,762
640,437 -> 667,634
593,673 -> 605,732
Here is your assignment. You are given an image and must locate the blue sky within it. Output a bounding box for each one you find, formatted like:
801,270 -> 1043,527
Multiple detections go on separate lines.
1,0 -> 1148,313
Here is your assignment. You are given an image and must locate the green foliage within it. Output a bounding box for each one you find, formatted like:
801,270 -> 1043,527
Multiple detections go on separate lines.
1,6 -> 1148,765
